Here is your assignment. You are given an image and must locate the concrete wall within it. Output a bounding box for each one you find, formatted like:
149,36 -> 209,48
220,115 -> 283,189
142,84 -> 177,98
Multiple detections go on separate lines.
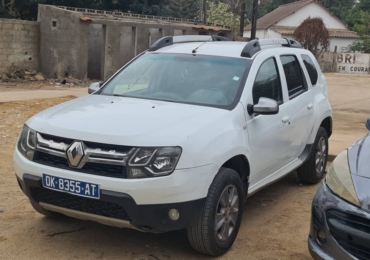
88,24 -> 104,80
319,52 -> 370,74
93,20 -> 221,80
277,2 -> 347,29
38,5 -> 231,80
38,5 -> 89,79
0,19 -> 39,73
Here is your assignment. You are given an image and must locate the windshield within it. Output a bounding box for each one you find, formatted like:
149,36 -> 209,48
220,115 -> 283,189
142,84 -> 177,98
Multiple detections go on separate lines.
99,53 -> 251,109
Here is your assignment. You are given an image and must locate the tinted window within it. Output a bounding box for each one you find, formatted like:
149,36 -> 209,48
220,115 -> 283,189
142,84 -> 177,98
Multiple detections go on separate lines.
253,58 -> 283,105
100,54 -> 251,109
280,56 -> 305,97
301,54 -> 318,85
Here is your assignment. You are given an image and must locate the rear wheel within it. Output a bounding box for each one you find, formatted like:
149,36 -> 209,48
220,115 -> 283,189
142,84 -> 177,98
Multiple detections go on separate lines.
187,168 -> 244,256
298,127 -> 329,184
30,201 -> 63,218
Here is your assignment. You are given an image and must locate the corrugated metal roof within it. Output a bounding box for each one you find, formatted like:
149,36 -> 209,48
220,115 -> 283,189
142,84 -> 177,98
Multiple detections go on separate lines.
245,0 -> 314,30
271,26 -> 360,38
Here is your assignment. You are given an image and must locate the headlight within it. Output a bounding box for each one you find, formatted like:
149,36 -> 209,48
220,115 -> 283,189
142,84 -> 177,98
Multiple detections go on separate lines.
326,150 -> 360,207
127,147 -> 182,178
17,124 -> 36,161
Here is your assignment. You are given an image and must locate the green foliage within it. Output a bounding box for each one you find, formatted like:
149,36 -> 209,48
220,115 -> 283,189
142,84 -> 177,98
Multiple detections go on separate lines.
207,0 -> 236,27
318,0 -> 356,21
344,0 -> 370,53
167,0 -> 199,19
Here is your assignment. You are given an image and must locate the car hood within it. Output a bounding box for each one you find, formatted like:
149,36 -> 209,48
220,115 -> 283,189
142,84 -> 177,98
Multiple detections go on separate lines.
26,95 -> 229,147
348,133 -> 370,179
348,134 -> 370,213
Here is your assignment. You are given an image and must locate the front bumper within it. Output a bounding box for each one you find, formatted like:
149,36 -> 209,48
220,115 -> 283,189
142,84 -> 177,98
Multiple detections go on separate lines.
17,174 -> 205,233
309,182 -> 370,260
14,149 -> 216,233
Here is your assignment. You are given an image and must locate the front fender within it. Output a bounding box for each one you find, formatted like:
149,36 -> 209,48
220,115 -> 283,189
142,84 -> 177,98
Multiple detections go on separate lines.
177,103 -> 250,170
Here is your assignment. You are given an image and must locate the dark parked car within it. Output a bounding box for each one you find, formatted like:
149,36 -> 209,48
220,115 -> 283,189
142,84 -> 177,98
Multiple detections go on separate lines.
309,118 -> 370,260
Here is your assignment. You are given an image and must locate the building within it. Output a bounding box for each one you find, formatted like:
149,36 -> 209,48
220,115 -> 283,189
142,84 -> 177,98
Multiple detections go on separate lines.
244,0 -> 359,52
0,5 -> 231,79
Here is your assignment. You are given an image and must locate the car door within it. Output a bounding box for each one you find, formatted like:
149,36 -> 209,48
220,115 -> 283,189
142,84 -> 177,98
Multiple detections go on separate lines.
279,55 -> 316,159
245,56 -> 291,185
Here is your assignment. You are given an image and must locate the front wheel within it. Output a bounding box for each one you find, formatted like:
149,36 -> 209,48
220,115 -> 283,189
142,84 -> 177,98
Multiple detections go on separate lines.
187,168 -> 244,256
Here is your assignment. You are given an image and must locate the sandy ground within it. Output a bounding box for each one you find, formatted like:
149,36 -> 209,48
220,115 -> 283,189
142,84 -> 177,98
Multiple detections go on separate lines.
0,73 -> 369,260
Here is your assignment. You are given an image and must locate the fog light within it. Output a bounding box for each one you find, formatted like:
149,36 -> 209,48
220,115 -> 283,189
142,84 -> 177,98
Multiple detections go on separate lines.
168,209 -> 180,221
317,229 -> 327,243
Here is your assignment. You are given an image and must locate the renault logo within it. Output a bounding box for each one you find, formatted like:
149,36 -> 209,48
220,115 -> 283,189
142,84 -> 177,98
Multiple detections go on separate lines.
67,141 -> 85,167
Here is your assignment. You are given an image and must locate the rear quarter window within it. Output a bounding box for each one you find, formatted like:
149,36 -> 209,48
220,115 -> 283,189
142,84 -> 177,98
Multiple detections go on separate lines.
301,54 -> 318,86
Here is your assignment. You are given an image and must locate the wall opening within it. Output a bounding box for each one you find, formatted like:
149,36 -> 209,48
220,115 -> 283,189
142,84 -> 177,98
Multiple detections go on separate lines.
87,24 -> 106,80
52,21 -> 57,28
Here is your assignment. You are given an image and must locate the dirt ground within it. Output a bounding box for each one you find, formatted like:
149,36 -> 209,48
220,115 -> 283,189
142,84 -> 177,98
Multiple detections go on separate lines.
0,73 -> 369,260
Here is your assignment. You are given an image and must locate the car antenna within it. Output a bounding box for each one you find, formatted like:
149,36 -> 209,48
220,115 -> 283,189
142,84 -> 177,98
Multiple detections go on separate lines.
192,38 -> 212,54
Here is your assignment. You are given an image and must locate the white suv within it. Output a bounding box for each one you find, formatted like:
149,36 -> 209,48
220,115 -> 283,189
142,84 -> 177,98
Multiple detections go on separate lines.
14,36 -> 332,256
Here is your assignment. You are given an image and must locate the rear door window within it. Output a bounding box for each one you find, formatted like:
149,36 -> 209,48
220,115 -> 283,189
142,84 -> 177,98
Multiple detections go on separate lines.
280,55 -> 306,98
301,54 -> 318,86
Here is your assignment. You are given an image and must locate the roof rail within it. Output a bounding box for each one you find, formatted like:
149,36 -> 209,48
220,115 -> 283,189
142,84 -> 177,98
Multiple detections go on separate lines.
241,38 -> 302,58
148,35 -> 230,52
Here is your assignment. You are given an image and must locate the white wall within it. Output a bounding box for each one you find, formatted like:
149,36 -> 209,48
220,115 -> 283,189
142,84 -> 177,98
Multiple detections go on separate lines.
329,37 -> 357,52
277,2 -> 347,29
319,52 -> 370,74
243,29 -> 281,39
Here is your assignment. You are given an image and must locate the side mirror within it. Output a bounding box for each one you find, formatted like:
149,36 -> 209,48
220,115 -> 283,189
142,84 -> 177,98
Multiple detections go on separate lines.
247,97 -> 279,116
366,118 -> 370,131
88,82 -> 103,94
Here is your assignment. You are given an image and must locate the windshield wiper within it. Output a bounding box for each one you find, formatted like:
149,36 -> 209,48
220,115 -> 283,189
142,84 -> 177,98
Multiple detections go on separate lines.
113,94 -> 126,97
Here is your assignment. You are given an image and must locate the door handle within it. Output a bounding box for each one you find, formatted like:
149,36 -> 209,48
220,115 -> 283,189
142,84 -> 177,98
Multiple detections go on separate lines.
282,116 -> 290,124
307,104 -> 314,110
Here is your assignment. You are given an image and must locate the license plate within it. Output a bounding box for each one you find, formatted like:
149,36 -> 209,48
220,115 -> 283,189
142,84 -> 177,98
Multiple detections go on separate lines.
42,174 -> 100,199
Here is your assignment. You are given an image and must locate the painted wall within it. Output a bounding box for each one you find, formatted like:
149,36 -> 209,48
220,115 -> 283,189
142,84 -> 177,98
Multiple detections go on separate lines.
329,37 -> 356,52
0,19 -> 39,73
319,52 -> 370,74
243,29 -> 281,39
277,2 -> 347,29
283,35 -> 356,52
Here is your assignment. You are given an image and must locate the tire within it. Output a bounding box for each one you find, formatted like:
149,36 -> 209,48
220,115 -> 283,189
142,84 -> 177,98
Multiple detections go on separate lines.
298,127 -> 329,184
30,201 -> 63,218
187,168 -> 244,256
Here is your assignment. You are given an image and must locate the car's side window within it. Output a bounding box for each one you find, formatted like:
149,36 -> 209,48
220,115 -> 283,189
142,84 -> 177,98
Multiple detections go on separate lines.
301,54 -> 318,86
252,58 -> 283,105
280,55 -> 306,98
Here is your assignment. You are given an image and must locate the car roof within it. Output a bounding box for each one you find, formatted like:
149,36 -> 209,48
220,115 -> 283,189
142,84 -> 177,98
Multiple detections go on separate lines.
153,41 -> 305,59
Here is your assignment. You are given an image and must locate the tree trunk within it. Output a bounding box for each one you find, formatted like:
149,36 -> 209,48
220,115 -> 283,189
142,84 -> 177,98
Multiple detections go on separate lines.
1,0 -> 5,7
232,12 -> 237,41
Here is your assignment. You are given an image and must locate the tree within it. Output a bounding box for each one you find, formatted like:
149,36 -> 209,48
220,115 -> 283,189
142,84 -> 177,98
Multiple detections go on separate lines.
208,0 -> 248,40
207,0 -> 236,27
167,0 -> 199,19
293,17 -> 330,57
318,0 -> 356,21
344,0 -> 370,53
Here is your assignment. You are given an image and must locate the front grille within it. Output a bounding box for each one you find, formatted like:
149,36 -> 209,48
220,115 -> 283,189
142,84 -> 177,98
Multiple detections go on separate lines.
33,187 -> 131,221
34,151 -> 127,178
327,210 -> 370,260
